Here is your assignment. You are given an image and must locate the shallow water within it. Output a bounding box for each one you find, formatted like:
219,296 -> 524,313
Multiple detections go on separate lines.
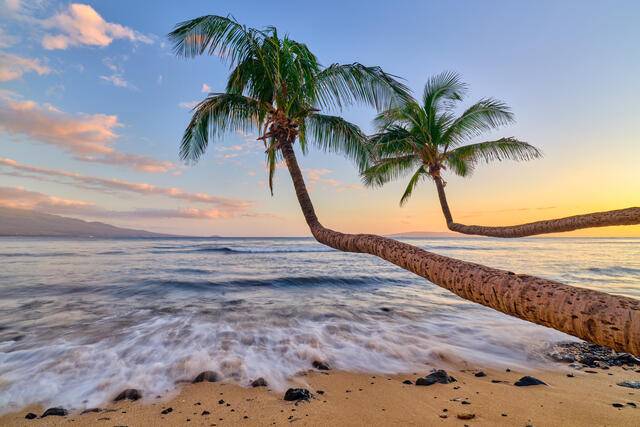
0,236 -> 638,413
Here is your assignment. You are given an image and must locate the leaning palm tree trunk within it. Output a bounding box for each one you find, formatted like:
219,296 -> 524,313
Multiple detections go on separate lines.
281,141 -> 640,356
433,177 -> 640,238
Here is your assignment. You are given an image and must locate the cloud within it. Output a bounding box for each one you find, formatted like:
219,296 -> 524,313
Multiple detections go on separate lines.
41,3 -> 153,50
0,186 -> 271,220
0,95 -> 174,172
336,185 -> 362,192
0,51 -> 52,82
201,83 -> 212,93
0,158 -> 253,212
0,28 -> 20,48
179,100 -> 198,109
304,169 -> 340,187
99,57 -> 136,90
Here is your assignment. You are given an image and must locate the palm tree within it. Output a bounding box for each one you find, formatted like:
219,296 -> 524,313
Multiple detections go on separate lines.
169,15 -> 640,356
363,72 -> 640,237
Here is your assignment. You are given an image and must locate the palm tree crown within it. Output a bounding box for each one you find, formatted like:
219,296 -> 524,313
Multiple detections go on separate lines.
362,71 -> 542,205
168,15 -> 409,193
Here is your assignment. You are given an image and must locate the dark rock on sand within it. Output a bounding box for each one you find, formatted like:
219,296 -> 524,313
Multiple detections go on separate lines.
81,408 -> 102,414
627,402 -> 637,408
567,373 -> 574,378
218,399 -> 224,404
202,411 -> 210,415
474,371 -> 487,377
316,390 -> 325,395
193,371 -> 218,383
251,377 -> 267,387
24,413 -> 37,419
114,389 -> 142,401
41,407 -> 68,417
491,380 -> 502,383
617,381 -> 640,389
312,361 -> 330,370
161,407 -> 173,414
416,370 -> 457,386
514,376 -> 547,386
402,380 -> 413,384
457,413 -> 475,420
547,342 -> 640,367
612,403 -> 624,408
284,388 -> 312,401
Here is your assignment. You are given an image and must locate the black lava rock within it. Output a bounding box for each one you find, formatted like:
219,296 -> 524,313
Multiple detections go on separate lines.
612,403 -> 624,408
474,371 -> 487,377
617,381 -> 640,389
284,388 -> 312,401
251,377 -> 267,387
402,380 -> 413,384
218,399 -> 224,404
416,370 -> 457,386
202,410 -> 210,415
192,371 -> 218,383
312,361 -> 330,370
41,407 -> 68,417
25,413 -> 37,419
114,389 -> 142,401
547,342 -> 640,367
161,407 -> 173,414
514,376 -> 547,386
81,408 -> 102,414
491,380 -> 502,383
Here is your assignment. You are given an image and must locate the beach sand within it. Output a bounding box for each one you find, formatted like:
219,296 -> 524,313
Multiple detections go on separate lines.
2,363 -> 639,426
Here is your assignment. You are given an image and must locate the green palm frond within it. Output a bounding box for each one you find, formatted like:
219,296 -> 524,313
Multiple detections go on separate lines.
180,93 -> 262,162
422,71 -> 467,115
316,63 -> 411,111
305,114 -> 370,169
441,98 -> 515,148
362,153 -> 421,187
446,137 -> 542,167
400,165 -> 427,206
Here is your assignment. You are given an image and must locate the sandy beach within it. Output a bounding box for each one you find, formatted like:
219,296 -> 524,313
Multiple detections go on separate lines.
3,359 -> 639,427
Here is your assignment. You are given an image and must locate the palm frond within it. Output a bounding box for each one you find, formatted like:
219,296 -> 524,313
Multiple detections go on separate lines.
316,63 -> 411,111
305,114 -> 369,169
446,137 -> 542,167
441,98 -> 515,148
400,166 -> 427,206
422,71 -> 467,115
361,153 -> 421,187
180,93 -> 262,162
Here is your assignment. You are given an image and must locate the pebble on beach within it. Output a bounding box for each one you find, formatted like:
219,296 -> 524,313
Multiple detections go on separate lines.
192,371 -> 219,383
514,376 -> 547,386
114,389 -> 142,401
161,407 -> 173,414
457,413 -> 476,420
41,407 -> 68,417
474,371 -> 487,377
312,361 -> 331,370
250,377 -> 267,387
284,388 -> 312,401
617,381 -> 640,389
416,370 -> 457,386
24,413 -> 37,419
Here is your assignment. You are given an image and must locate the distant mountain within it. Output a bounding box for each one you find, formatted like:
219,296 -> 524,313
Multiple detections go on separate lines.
0,207 -> 178,238
386,231 -> 460,238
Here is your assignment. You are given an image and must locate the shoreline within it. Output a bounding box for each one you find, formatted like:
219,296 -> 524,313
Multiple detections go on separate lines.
3,356 -> 639,426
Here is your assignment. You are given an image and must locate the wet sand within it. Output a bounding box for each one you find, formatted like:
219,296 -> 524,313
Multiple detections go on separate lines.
3,363 -> 639,426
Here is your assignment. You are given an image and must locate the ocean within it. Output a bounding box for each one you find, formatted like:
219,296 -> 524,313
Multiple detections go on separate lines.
0,236 -> 638,413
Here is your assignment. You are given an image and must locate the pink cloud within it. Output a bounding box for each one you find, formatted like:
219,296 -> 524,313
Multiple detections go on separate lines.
0,158 -> 252,212
304,169 -> 340,187
0,51 -> 52,82
41,3 -> 153,50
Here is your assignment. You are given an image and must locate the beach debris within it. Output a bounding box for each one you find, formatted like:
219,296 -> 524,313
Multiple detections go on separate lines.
161,407 -> 173,414
284,388 -> 312,402
617,381 -> 640,389
192,370 -> 218,383
457,413 -> 475,420
41,407 -> 68,417
514,376 -> 547,386
251,377 -> 267,387
81,408 -> 102,414
547,342 -> 640,367
312,360 -> 330,370
416,370 -> 457,386
474,371 -> 487,377
402,380 -> 413,384
24,413 -> 37,419
114,388 -> 142,401
201,410 -> 210,415
612,403 -> 624,408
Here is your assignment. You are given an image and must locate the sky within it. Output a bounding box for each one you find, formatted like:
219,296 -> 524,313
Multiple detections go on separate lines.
0,0 -> 638,237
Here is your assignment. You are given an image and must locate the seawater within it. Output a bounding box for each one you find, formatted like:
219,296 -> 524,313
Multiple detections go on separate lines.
0,236 -> 638,413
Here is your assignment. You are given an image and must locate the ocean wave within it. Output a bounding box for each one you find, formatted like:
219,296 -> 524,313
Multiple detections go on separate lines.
0,252 -> 79,258
586,266 -> 640,276
151,245 -> 335,255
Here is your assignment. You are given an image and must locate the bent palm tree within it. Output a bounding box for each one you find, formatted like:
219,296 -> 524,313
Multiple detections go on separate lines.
169,16 -> 639,356
364,72 -> 640,237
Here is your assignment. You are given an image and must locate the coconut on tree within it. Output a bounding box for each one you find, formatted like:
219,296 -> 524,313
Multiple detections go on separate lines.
363,71 -> 640,237
169,15 -> 640,355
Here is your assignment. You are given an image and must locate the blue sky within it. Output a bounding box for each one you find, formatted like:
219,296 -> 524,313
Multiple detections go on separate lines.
1,0 -> 639,236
